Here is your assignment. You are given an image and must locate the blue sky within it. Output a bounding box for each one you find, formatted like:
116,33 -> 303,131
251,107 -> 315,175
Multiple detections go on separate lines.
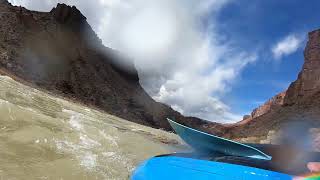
214,0 -> 320,115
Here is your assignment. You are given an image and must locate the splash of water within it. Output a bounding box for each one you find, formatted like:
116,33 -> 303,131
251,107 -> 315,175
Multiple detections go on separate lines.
0,75 -> 187,179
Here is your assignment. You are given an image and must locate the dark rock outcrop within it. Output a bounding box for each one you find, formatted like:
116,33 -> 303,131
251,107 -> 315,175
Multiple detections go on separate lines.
285,30 -> 320,105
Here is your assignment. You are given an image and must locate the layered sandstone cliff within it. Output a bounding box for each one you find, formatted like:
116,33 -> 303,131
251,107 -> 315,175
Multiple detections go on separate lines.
285,30 -> 320,105
242,91 -> 286,122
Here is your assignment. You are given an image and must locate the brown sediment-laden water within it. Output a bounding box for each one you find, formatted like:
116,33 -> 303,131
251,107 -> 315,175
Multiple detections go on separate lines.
0,75 -> 187,180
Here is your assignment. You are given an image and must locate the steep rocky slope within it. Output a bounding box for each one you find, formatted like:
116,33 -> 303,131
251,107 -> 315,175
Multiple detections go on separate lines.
239,91 -> 286,125
284,30 -> 320,105
0,1 -> 217,131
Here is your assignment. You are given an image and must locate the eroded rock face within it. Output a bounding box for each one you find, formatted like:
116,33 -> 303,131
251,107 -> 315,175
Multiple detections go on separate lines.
251,91 -> 286,118
238,91 -> 286,125
51,3 -> 86,24
285,30 -> 320,105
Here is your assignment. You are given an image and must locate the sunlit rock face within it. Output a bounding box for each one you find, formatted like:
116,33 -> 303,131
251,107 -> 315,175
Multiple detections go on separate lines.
251,91 -> 286,118
242,91 -> 286,122
235,92 -> 286,129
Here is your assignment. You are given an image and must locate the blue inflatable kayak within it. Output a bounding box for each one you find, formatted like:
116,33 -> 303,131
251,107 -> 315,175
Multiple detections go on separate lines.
131,154 -> 293,180
131,118 -> 320,180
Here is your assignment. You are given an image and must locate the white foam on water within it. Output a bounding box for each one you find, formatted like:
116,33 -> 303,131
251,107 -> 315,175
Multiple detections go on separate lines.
130,128 -> 142,132
66,111 -> 84,131
79,133 -> 101,148
99,130 -> 118,147
56,140 -> 101,173
0,99 -> 9,104
79,152 -> 97,170
55,109 -> 102,171
55,139 -> 77,151
101,151 -> 135,173
24,107 -> 37,113
69,117 -> 83,131
55,139 -> 98,170
102,152 -> 116,157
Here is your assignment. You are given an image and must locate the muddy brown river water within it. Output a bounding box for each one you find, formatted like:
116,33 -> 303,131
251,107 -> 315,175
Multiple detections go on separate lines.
0,75 -> 187,180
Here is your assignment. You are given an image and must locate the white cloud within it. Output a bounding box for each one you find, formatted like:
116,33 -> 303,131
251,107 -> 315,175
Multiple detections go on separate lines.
272,34 -> 304,60
8,0 -> 256,123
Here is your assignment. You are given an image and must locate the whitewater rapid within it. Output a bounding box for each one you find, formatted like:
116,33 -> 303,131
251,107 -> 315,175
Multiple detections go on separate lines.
0,75 -> 187,179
